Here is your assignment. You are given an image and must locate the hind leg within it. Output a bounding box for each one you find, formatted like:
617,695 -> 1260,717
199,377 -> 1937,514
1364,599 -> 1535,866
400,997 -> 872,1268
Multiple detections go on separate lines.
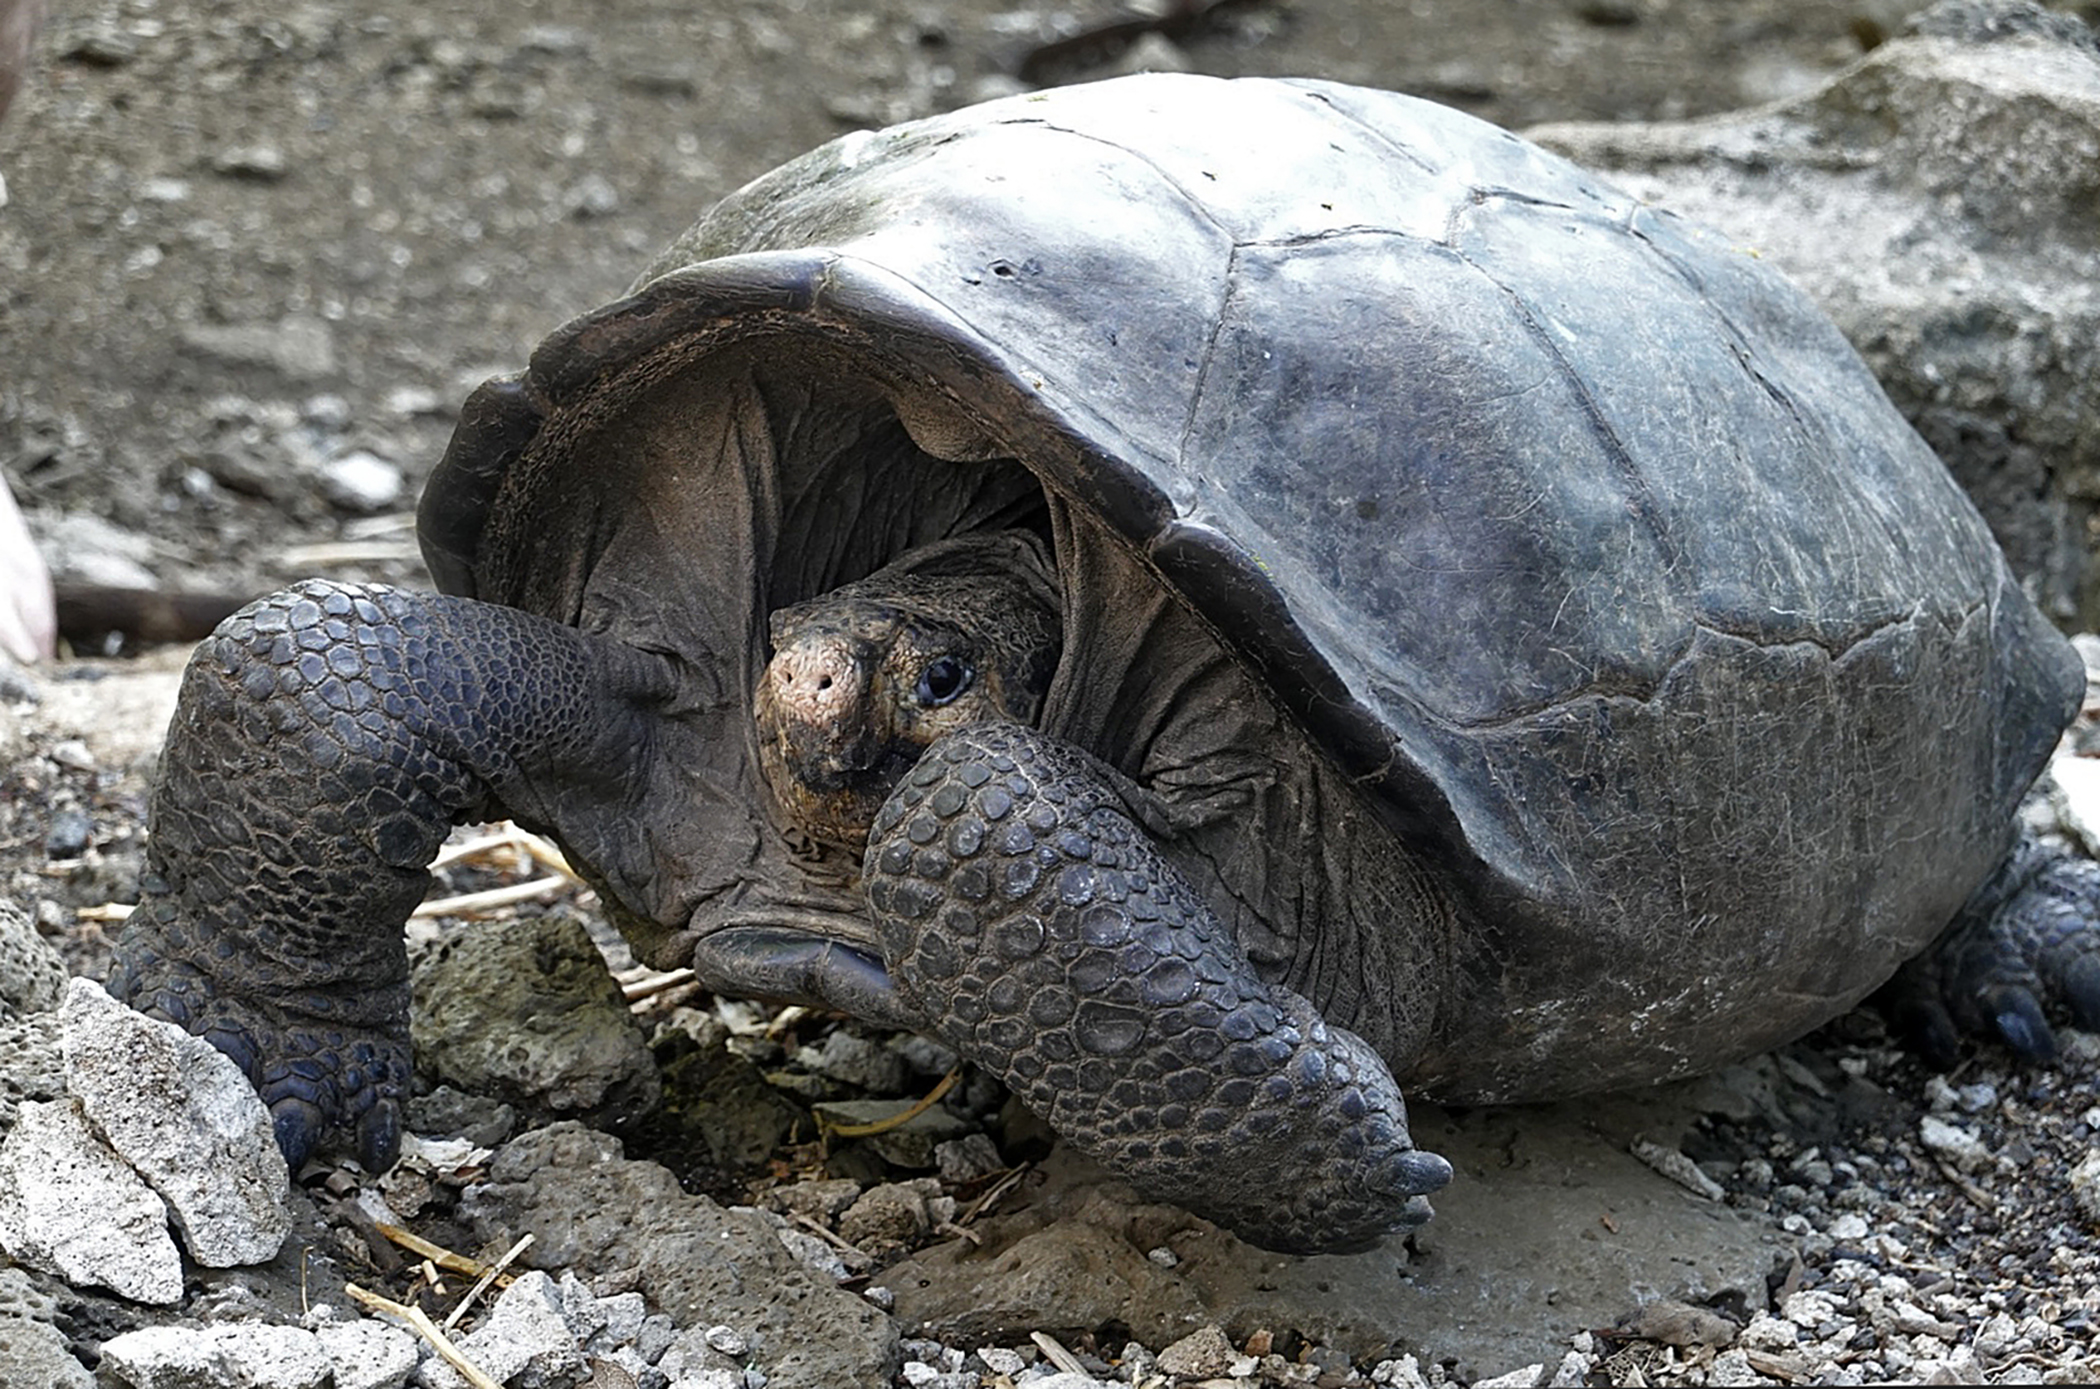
1886,832 -> 2100,1068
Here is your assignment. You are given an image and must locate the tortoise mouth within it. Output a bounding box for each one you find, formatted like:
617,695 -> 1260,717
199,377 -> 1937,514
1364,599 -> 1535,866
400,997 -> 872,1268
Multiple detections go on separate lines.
685,912 -> 915,1030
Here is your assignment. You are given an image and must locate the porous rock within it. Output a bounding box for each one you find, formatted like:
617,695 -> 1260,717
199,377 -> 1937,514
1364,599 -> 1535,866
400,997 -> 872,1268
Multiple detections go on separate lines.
0,1264 -> 94,1388
837,1181 -> 932,1256
411,910 -> 659,1127
420,1270 -> 584,1389
312,1316 -> 420,1389
59,978 -> 289,1266
1531,0 -> 2100,624
1156,1325 -> 1238,1378
457,1122 -> 899,1389
0,895 -> 65,1021
0,1008 -> 64,1136
2067,1148 -> 2100,1223
0,1097 -> 185,1304
97,1322 -> 333,1389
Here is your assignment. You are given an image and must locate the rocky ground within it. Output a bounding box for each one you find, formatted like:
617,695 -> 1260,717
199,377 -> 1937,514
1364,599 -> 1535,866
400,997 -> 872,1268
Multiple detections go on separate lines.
4,0 -> 2100,1385
4,644 -> 2100,1386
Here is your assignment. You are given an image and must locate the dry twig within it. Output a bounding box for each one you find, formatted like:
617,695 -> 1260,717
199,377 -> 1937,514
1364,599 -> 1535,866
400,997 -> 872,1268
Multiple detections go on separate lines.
442,1234 -> 536,1332
347,1282 -> 503,1389
819,1069 -> 961,1139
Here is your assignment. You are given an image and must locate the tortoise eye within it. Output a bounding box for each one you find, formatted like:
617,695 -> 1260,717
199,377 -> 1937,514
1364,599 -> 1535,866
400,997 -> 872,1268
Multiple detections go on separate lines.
914,656 -> 974,708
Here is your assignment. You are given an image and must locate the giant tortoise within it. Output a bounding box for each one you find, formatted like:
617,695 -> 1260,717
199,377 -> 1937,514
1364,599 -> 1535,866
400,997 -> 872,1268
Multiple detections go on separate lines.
110,73 -> 2100,1253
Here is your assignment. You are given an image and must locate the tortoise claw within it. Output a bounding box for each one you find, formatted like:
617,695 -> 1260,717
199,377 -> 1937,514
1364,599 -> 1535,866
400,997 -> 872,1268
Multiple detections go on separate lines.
357,1097 -> 405,1173
1987,987 -> 2057,1063
271,1098 -> 328,1171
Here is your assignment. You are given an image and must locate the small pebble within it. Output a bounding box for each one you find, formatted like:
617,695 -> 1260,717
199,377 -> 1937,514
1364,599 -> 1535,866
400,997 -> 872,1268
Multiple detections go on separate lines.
45,809 -> 91,859
317,450 -> 405,513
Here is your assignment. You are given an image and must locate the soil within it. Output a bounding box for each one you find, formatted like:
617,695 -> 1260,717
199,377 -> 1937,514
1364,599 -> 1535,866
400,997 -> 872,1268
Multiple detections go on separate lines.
11,0 -> 2095,612
5,1 -> 2100,1386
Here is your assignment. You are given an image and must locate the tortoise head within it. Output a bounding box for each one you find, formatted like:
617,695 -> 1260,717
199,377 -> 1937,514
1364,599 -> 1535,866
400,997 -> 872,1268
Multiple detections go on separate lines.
754,534 -> 1062,851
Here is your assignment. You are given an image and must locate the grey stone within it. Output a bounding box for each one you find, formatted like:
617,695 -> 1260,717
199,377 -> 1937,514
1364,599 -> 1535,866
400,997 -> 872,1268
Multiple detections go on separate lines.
36,513 -> 160,591
60,979 -> 290,1266
313,1317 -> 420,1389
0,1005 -> 64,1138
793,1030 -> 908,1094
1155,1325 -> 1236,1378
0,1098 -> 184,1304
1917,1114 -> 1994,1174
933,1133 -> 1005,1184
764,1177 -> 863,1224
838,1182 -> 932,1257
411,911 -> 659,1127
2066,1148 -> 2100,1222
457,1123 -> 898,1389
98,1323 -> 333,1388
0,1265 -> 94,1388
0,897 -> 65,1021
421,1270 -> 584,1389
1531,5 -> 2100,623
211,145 -> 291,181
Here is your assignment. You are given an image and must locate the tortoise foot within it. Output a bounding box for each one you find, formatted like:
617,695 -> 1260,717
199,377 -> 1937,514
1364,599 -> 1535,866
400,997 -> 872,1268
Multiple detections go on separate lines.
865,722 -> 1450,1254
109,928 -> 410,1170
1888,833 -> 2100,1067
108,579 -> 675,1173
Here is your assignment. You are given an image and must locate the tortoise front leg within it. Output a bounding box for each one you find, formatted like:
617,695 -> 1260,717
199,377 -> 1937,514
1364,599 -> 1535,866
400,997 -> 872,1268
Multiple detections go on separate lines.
108,580 -> 675,1170
864,723 -> 1451,1253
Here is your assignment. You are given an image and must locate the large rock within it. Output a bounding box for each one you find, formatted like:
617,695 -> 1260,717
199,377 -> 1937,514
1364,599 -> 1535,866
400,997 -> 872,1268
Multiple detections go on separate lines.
457,1122 -> 899,1389
411,909 -> 660,1128
1531,0 -> 2100,625
60,978 -> 289,1266
0,1097 -> 185,1305
97,1322 -> 335,1389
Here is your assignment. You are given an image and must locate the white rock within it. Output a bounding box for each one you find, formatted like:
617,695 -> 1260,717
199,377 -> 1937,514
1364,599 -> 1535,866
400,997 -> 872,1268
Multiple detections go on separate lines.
99,1323 -> 333,1388
60,979 -> 289,1265
1739,1311 -> 1801,1352
1156,1325 -> 1236,1378
2069,1148 -> 2100,1223
420,1270 -> 583,1389
314,1318 -> 420,1389
1370,1354 -> 1432,1389
2049,754 -> 2100,857
979,1347 -> 1029,1376
1706,1348 -> 1774,1386
1629,1138 -> 1725,1198
1827,1211 -> 1871,1241
317,450 -> 406,514
702,1323 -> 749,1356
1547,1350 -> 1594,1387
1916,1113 -> 1992,1174
0,1097 -> 184,1304
1472,1364 -> 1547,1389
